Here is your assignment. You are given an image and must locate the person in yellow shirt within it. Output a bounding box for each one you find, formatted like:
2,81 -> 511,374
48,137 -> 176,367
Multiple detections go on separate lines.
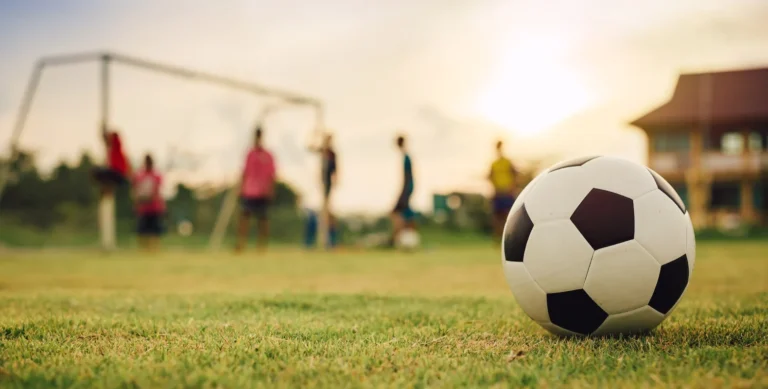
488,140 -> 518,241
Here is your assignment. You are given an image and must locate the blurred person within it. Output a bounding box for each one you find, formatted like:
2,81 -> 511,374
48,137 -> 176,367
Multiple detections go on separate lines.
92,123 -> 131,195
92,123 -> 132,251
308,133 -> 338,204
391,134 -> 416,245
307,132 -> 338,250
133,153 -> 165,252
488,140 -> 518,241
320,133 -> 338,204
236,126 -> 276,253
320,134 -> 337,246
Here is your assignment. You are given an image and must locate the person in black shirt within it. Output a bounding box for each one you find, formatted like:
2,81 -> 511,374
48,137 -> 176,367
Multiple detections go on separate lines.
391,135 -> 415,245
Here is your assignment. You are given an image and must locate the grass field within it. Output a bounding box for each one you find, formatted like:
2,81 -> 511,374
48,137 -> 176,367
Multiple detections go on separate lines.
0,242 -> 766,388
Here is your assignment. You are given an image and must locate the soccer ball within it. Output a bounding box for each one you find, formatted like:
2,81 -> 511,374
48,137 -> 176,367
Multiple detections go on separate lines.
397,228 -> 421,251
502,156 -> 695,336
177,220 -> 194,237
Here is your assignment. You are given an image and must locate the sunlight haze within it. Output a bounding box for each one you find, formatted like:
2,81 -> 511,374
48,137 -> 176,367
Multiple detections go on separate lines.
1,0 -> 767,213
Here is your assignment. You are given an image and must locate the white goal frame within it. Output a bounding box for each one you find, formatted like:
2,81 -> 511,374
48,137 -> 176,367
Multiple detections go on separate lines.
0,51 -> 331,251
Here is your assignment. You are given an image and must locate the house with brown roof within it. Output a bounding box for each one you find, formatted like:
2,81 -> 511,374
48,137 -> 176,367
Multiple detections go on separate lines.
631,67 -> 768,229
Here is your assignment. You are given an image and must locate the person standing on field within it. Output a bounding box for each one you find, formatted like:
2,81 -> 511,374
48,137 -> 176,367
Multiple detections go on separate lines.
93,123 -> 132,194
236,127 -> 276,253
488,140 -> 518,242
133,154 -> 165,252
391,134 -> 416,245
320,133 -> 338,204
93,123 -> 132,251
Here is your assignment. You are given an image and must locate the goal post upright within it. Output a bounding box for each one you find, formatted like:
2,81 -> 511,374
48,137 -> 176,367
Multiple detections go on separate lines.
0,50 -> 329,251
0,61 -> 44,209
98,54 -> 117,251
312,101 -> 331,251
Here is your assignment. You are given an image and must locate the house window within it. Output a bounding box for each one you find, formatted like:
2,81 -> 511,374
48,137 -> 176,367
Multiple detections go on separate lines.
720,133 -> 744,155
710,182 -> 740,208
653,132 -> 690,152
755,180 -> 766,211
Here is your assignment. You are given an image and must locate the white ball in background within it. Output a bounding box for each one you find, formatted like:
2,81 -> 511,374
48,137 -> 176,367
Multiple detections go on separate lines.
177,220 -> 194,237
397,228 -> 421,251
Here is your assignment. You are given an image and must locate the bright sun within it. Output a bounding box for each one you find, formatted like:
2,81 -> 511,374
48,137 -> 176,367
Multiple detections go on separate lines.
474,39 -> 593,137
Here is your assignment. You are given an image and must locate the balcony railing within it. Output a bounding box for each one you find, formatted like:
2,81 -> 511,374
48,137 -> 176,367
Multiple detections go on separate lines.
650,151 -> 767,176
649,152 -> 689,175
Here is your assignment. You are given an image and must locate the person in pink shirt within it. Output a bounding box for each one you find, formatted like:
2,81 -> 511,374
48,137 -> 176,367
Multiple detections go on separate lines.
132,154 -> 166,252
236,127 -> 276,252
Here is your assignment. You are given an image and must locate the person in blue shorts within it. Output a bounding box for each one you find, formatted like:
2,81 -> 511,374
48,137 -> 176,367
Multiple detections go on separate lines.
391,134 -> 415,244
488,140 -> 518,241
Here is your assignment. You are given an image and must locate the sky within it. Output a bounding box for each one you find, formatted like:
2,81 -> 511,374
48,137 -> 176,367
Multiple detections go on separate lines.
1,0 -> 767,213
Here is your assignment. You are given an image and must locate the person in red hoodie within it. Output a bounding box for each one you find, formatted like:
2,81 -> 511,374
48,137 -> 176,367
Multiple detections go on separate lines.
92,124 -> 131,194
132,154 -> 165,252
92,125 -> 132,250
236,127 -> 276,253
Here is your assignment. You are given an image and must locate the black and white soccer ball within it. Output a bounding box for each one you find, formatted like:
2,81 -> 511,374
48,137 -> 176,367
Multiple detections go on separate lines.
397,228 -> 421,251
502,156 -> 695,336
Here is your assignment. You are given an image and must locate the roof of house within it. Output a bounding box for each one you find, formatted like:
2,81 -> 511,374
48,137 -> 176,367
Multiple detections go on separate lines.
631,67 -> 768,131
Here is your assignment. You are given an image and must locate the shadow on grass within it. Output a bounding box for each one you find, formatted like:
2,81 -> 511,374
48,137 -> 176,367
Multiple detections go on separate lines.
546,323 -> 765,349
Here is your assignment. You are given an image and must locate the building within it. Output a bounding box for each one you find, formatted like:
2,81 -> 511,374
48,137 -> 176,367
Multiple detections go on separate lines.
631,67 -> 768,229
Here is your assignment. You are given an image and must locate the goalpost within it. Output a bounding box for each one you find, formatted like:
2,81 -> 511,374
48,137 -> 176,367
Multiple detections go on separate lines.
0,51 -> 332,251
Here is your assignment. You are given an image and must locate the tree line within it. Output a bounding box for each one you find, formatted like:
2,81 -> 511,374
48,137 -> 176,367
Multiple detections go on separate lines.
0,149 -> 540,247
0,150 -> 304,245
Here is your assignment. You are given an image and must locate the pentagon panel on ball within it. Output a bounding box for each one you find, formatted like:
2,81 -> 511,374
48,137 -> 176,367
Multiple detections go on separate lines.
501,155 -> 695,336
547,289 -> 608,335
570,188 -> 635,250
649,254 -> 691,315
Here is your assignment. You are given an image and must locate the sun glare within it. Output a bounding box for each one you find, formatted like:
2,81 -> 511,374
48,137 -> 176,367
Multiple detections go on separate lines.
474,39 -> 593,137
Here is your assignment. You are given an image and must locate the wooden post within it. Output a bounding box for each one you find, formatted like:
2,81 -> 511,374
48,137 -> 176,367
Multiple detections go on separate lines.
646,132 -> 655,168
687,130 -> 708,229
740,129 -> 755,224
740,181 -> 755,224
